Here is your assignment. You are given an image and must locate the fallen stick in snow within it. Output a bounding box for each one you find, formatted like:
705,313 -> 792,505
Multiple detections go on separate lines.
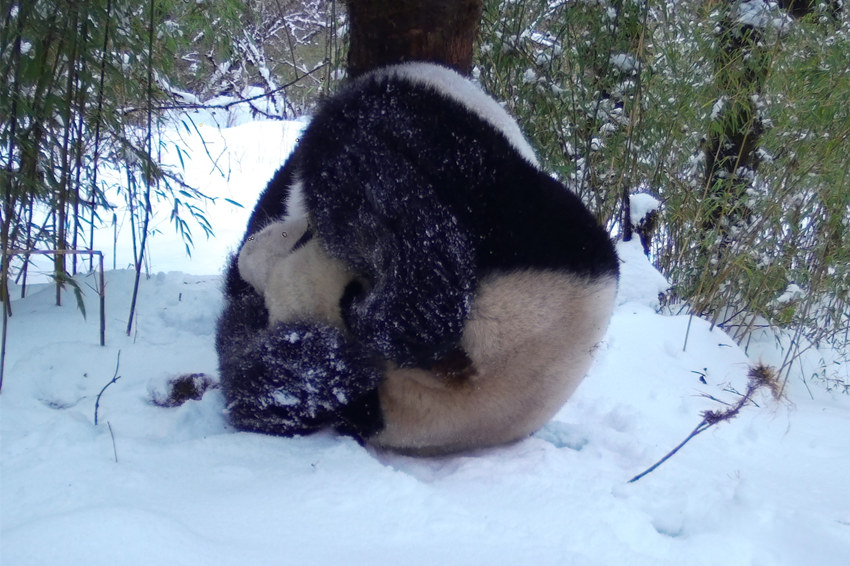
628,365 -> 780,483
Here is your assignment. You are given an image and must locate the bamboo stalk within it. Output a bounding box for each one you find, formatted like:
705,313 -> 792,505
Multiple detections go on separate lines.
2,248 -> 107,348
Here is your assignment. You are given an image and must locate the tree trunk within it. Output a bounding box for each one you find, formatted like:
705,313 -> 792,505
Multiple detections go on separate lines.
701,5 -> 768,238
345,0 -> 483,78
702,0 -> 817,239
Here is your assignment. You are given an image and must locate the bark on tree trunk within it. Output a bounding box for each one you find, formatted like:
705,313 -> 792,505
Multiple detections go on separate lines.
702,9 -> 767,238
702,0 -> 818,239
345,0 -> 483,78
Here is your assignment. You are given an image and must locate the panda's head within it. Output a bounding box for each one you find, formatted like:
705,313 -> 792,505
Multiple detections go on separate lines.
237,217 -> 312,293
237,217 -> 355,326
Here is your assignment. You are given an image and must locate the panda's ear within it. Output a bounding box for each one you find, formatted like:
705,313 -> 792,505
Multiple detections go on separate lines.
242,158 -> 300,241
290,226 -> 314,252
340,280 -> 365,309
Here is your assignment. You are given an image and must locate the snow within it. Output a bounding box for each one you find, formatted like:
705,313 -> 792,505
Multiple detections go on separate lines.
615,239 -> 670,309
610,53 -> 641,75
2,120 -> 850,566
629,192 -> 661,228
734,0 -> 793,32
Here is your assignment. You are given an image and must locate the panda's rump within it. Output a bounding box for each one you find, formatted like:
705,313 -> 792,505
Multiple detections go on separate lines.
371,270 -> 617,455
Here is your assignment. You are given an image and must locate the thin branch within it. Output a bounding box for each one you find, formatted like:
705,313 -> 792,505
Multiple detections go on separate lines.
94,351 -> 122,426
121,62 -> 329,116
107,421 -> 118,463
628,365 -> 780,483
628,419 -> 712,484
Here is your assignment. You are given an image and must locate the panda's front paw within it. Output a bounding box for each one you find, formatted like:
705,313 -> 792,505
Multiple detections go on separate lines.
222,322 -> 383,436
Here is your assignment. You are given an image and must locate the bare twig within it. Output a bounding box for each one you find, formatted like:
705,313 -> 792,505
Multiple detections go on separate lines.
107,421 -> 118,463
628,365 -> 780,483
121,62 -> 329,117
628,420 -> 711,484
697,392 -> 733,407
94,351 -> 122,426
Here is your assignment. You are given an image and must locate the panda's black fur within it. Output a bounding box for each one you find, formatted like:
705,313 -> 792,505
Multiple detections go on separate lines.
216,63 -> 619,453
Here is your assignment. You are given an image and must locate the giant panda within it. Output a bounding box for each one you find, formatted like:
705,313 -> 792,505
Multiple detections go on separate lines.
237,214 -> 616,454
216,62 -> 619,455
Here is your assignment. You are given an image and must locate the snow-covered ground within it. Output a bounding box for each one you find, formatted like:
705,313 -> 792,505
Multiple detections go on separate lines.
2,119 -> 849,566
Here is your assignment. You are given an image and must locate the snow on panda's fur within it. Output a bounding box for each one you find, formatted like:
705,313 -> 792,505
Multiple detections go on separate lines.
238,216 -> 616,454
216,62 -> 619,454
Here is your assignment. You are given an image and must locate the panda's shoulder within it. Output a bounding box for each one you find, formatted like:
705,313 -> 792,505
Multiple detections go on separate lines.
365,63 -> 537,165
307,62 -> 537,166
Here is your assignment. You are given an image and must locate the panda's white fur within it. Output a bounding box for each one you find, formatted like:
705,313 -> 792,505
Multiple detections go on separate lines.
239,218 -> 617,455
238,216 -> 353,327
375,270 -> 616,454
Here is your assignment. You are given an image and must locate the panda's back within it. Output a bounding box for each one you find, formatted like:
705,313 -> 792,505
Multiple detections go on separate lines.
297,64 -> 618,282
